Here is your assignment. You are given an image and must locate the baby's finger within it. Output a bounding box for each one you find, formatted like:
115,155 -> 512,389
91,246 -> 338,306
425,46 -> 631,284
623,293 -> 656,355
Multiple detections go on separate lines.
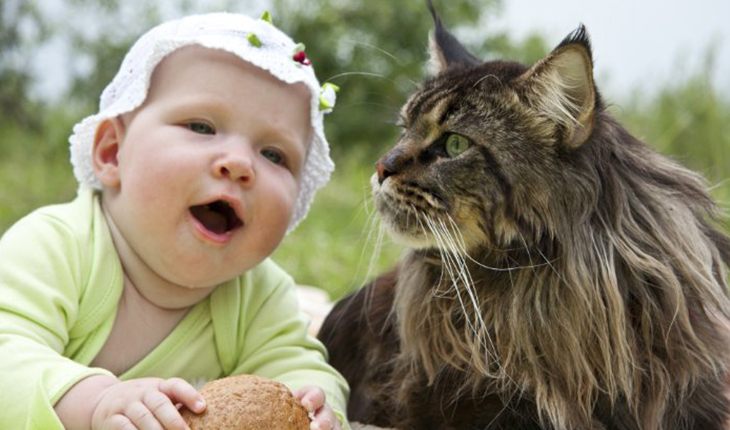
159,377 -> 206,414
294,386 -> 325,412
143,390 -> 189,430
125,400 -> 162,430
103,414 -> 137,430
311,404 -> 340,430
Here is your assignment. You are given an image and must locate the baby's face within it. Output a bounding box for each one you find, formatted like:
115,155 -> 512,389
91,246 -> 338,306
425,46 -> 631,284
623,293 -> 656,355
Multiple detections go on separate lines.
100,46 -> 312,290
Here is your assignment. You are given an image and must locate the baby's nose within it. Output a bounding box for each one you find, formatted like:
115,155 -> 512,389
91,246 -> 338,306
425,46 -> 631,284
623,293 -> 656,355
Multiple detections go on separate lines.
214,152 -> 255,185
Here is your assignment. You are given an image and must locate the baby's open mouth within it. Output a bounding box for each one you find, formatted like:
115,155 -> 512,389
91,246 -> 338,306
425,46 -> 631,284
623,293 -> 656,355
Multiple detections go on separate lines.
190,200 -> 243,235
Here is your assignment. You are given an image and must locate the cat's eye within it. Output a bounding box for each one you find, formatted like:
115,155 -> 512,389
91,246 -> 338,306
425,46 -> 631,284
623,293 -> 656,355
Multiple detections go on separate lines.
187,121 -> 216,135
445,133 -> 472,157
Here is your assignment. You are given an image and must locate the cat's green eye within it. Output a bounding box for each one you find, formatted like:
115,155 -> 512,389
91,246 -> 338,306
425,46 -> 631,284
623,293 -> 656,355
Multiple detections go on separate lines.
445,133 -> 472,158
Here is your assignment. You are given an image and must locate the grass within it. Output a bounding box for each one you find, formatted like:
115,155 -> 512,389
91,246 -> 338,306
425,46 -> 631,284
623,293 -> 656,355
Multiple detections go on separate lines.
0,111 -> 78,230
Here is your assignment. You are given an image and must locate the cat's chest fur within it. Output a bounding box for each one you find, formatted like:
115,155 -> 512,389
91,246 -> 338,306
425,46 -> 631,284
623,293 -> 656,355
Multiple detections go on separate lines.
320,265 -> 545,430
320,259 -> 726,430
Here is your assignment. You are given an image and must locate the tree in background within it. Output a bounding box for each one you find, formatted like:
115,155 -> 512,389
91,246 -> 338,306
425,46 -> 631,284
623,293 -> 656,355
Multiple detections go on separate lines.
0,1 -> 47,130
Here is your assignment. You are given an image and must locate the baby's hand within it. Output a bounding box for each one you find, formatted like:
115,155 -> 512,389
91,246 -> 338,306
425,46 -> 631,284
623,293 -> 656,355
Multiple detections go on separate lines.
91,377 -> 205,430
294,386 -> 342,430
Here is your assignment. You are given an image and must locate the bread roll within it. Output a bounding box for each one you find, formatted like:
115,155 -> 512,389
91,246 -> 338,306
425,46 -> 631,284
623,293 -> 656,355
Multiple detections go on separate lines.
182,374 -> 310,430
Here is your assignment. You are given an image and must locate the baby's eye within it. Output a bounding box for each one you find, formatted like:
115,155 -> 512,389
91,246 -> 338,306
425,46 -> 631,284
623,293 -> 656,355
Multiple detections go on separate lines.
261,148 -> 285,166
187,121 -> 216,135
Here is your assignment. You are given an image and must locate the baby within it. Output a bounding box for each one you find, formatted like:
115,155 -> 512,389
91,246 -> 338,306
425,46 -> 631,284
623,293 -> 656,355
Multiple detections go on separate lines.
0,12 -> 348,430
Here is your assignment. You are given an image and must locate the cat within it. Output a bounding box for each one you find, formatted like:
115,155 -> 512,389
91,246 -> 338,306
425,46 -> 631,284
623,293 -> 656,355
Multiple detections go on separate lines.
318,2 -> 730,429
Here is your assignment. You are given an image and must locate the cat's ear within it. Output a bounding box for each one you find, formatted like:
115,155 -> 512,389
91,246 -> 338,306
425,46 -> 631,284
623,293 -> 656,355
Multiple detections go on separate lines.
427,0 -> 480,74
517,25 -> 596,148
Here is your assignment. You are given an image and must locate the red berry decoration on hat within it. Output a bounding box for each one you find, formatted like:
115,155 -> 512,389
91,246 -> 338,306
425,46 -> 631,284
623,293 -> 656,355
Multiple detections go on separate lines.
292,43 -> 311,66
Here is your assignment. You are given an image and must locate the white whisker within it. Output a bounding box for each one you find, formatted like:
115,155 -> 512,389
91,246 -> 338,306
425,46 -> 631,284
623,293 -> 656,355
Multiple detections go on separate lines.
426,216 -> 491,367
535,246 -> 562,279
325,71 -> 389,81
439,219 -> 494,352
340,38 -> 403,64
518,232 -> 535,271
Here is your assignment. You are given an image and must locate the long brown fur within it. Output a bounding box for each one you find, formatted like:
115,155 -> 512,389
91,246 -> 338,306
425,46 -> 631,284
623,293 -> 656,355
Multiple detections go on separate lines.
319,4 -> 730,429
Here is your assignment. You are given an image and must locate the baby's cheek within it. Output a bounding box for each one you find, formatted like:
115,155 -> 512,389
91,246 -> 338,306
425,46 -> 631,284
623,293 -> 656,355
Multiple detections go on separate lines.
272,181 -> 299,219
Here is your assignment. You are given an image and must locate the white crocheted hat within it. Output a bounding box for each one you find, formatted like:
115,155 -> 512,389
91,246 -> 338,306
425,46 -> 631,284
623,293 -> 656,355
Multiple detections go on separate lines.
69,12 -> 337,232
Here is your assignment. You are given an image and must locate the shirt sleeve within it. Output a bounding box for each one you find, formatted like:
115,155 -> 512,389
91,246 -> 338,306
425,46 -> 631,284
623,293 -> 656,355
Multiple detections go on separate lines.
227,260 -> 351,429
0,210 -> 114,429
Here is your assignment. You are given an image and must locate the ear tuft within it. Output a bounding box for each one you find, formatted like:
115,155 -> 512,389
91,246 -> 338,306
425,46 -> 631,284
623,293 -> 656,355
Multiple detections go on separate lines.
518,25 -> 597,148
555,24 -> 593,60
426,0 -> 480,74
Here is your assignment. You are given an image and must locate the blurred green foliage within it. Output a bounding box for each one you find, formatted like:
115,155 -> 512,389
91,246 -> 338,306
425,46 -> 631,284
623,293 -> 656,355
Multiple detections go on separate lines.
621,71 -> 730,185
0,0 -> 728,299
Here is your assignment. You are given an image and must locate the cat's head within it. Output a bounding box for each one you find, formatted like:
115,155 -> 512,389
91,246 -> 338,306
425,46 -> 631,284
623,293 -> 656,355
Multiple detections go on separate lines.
372,4 -> 601,251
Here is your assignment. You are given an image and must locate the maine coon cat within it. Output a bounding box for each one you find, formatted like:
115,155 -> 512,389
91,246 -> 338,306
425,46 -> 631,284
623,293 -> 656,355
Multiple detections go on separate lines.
318,3 -> 730,429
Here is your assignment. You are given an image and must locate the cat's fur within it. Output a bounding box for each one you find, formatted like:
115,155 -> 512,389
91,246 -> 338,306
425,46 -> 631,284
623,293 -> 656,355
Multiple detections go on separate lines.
319,3 -> 730,430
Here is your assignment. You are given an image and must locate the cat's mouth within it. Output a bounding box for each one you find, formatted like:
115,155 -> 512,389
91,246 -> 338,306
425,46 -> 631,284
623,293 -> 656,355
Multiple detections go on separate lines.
374,178 -> 448,248
190,199 -> 243,235
374,176 -> 490,250
375,176 -> 447,214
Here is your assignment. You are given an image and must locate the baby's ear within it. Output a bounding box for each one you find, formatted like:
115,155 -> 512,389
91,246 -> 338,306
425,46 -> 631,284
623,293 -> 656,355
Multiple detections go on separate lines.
92,117 -> 124,188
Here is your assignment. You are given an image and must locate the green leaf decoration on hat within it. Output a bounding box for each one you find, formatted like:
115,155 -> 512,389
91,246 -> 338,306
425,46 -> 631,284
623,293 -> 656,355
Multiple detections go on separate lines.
260,11 -> 273,24
319,82 -> 340,113
246,33 -> 262,48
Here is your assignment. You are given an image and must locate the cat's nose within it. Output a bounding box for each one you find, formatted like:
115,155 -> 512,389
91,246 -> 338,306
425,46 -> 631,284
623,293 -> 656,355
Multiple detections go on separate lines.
376,149 -> 412,184
376,160 -> 394,185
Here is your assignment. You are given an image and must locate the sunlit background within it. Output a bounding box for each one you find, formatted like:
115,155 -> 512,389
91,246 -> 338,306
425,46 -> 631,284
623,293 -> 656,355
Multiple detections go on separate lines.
1,0 -> 728,299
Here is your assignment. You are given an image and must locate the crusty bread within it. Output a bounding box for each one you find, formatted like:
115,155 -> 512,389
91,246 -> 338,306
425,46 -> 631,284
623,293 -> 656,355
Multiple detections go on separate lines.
182,374 -> 310,430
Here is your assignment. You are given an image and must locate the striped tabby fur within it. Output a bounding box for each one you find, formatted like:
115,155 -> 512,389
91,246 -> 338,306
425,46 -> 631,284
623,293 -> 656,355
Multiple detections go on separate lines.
319,3 -> 730,429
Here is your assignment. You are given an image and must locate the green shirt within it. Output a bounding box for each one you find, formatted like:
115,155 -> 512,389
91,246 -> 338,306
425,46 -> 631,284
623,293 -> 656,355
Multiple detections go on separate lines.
0,189 -> 349,429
